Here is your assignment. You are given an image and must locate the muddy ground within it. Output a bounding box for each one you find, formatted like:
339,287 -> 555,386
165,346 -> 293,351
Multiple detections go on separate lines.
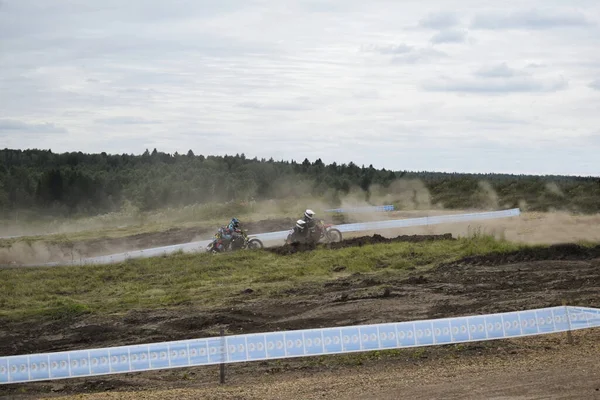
1,241 -> 599,398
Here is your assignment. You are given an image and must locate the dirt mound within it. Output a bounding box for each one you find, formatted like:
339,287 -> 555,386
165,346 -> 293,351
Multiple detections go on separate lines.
439,243 -> 600,270
269,242 -> 319,255
267,233 -> 454,255
331,233 -> 454,248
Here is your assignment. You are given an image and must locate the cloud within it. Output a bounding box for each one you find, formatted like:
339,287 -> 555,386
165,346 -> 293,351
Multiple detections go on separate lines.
353,89 -> 380,100
0,119 -> 67,134
589,80 -> 600,90
362,43 -> 412,55
423,61 -> 569,94
95,116 -> 162,125
362,43 -> 447,64
581,132 -> 600,146
391,48 -> 447,64
474,63 -> 525,78
236,101 -> 312,111
526,63 -> 547,69
430,29 -> 468,44
423,63 -> 569,94
471,9 -> 594,30
423,75 -> 568,94
466,115 -> 530,126
1,0 -> 600,176
419,11 -> 460,29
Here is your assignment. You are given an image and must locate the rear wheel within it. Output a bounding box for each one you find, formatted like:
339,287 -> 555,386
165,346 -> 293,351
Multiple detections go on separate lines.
326,228 -> 342,243
207,242 -> 220,254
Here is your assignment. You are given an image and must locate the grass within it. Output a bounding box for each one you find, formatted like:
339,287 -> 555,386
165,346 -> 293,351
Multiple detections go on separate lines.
0,235 -> 527,321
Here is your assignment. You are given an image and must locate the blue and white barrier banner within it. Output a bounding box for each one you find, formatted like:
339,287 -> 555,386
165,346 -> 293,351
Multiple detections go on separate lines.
336,208 -> 520,234
24,208 -> 521,267
325,205 -> 395,213
1,305 -> 597,385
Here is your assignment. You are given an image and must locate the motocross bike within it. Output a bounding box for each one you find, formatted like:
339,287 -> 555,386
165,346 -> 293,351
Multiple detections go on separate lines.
207,229 -> 264,253
285,219 -> 342,245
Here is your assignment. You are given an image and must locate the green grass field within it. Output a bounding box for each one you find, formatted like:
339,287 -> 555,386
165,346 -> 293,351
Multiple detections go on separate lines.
0,235 -> 527,321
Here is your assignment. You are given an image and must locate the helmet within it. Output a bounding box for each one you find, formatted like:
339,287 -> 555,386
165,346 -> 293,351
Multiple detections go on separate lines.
304,209 -> 315,220
230,218 -> 240,228
296,219 -> 306,229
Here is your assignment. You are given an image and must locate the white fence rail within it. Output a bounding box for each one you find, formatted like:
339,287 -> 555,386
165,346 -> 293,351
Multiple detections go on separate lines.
1,305 -> 597,385
324,205 -> 395,213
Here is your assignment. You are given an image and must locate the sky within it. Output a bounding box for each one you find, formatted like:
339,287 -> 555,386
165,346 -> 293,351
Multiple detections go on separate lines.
1,0 -> 599,176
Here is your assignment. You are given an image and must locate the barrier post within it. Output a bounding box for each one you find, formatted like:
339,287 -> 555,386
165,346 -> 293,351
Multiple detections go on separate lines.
220,327 -> 226,384
563,300 -> 574,345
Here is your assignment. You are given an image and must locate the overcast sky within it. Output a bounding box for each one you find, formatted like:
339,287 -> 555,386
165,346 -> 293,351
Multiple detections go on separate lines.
1,0 -> 599,176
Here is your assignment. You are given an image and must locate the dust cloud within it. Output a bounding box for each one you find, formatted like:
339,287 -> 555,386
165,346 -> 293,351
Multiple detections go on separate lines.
3,175 -> 600,266
0,200 -> 145,239
316,179 -> 438,224
0,238 -> 135,266
0,241 -> 70,266
372,179 -> 433,210
545,182 -> 564,197
475,181 -> 500,209
368,210 -> 600,245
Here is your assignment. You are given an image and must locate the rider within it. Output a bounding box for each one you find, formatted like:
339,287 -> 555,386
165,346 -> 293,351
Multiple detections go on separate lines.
227,217 -> 242,233
290,219 -> 307,243
302,209 -> 317,241
216,217 -> 243,251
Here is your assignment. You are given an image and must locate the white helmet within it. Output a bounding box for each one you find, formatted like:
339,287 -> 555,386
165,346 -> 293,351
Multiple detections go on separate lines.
304,209 -> 315,220
296,219 -> 306,229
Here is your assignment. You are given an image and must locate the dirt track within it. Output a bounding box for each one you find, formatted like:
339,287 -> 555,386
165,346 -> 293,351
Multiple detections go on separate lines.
1,239 -> 599,399
4,209 -> 600,265
0,218 -> 296,265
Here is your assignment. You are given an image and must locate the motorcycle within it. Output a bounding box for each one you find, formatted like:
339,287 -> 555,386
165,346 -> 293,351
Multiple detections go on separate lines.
207,228 -> 264,253
285,219 -> 342,245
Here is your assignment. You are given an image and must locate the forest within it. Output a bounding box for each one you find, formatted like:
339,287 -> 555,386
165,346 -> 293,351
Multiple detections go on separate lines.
1,148 -> 599,218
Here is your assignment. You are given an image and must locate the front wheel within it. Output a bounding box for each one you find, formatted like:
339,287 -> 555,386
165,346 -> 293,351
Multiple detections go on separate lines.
247,238 -> 264,249
326,228 -> 342,243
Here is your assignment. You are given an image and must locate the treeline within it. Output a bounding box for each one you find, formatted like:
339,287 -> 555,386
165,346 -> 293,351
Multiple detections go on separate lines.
1,148 -> 599,218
